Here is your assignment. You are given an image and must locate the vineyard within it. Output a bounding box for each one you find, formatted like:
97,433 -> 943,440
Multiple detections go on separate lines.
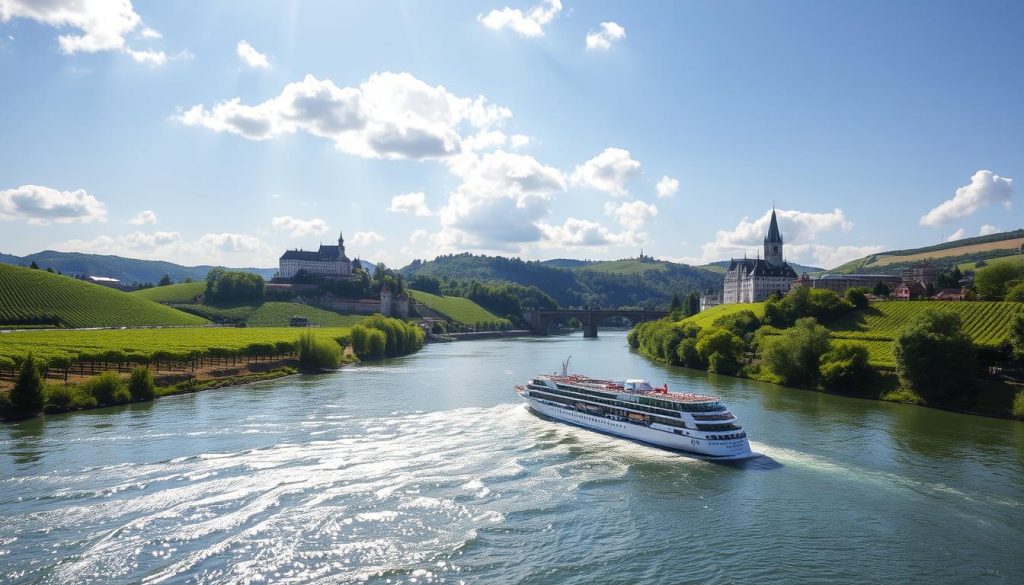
828,301 -> 1022,348
0,264 -> 207,328
173,301 -> 364,327
0,326 -> 352,367
407,289 -> 507,326
132,282 -> 205,303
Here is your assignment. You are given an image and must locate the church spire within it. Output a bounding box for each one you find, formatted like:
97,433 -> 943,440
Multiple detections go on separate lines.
765,208 -> 782,244
764,207 -> 784,267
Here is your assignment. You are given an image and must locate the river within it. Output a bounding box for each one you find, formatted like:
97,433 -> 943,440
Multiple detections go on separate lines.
1,331 -> 1022,584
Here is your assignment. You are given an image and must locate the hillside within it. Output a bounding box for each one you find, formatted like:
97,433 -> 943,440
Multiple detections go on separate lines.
407,289 -> 506,325
682,300 -> 1022,369
834,229 -> 1024,274
132,282 -> 206,303
172,301 -> 364,327
0,264 -> 207,328
0,250 -> 276,285
401,253 -> 722,308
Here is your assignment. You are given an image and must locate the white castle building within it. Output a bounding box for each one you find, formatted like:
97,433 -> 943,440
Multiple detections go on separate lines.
723,209 -> 798,303
279,231 -> 353,279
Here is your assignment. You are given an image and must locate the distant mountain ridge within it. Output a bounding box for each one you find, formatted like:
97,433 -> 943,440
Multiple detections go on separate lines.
0,250 -> 277,285
833,228 -> 1024,274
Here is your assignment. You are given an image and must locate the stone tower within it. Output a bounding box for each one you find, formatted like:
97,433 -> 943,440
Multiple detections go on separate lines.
764,209 -> 783,268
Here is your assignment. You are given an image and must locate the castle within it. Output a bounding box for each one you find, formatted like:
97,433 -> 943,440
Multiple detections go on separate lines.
722,209 -> 798,303
279,231 -> 352,279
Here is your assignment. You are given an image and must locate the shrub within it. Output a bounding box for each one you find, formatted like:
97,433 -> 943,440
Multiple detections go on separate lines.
820,343 -> 874,393
45,384 -> 97,412
712,310 -> 761,338
128,367 -> 156,401
297,331 -> 342,370
695,327 -> 745,373
761,317 -> 831,388
1011,313 -> 1024,361
894,309 -> 975,402
10,354 -> 45,413
82,372 -> 131,406
1005,282 -> 1024,302
364,329 -> 387,359
845,287 -> 870,309
1013,391 -> 1024,418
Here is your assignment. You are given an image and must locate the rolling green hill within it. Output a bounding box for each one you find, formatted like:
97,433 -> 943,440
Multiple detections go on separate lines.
401,253 -> 721,308
173,301 -> 364,327
0,250 -> 276,285
956,254 -> 1024,273
577,259 -> 674,275
132,282 -> 206,303
834,229 -> 1024,274
408,289 -> 506,325
0,264 -> 207,328
682,300 -> 1023,369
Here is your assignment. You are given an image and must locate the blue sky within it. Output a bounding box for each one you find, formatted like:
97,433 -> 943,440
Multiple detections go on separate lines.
0,0 -> 1021,269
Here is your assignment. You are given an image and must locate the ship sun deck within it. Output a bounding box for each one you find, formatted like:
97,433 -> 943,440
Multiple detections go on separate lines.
543,375 -> 721,404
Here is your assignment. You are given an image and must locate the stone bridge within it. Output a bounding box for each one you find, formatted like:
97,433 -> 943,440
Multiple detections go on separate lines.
522,309 -> 669,338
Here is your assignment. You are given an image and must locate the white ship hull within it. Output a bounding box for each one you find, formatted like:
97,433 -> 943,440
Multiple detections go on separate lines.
523,394 -> 754,460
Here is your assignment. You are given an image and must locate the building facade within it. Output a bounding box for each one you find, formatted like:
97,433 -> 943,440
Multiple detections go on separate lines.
279,231 -> 352,279
723,209 -> 798,303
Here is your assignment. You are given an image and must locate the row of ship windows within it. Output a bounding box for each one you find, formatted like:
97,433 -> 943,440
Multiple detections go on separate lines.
541,395 -> 745,440
533,389 -> 739,432
563,410 -> 629,429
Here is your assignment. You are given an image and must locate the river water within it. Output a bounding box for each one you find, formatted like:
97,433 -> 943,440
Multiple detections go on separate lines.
1,331 -> 1022,584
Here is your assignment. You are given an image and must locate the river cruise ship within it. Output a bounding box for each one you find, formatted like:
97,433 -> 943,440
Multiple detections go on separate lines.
516,365 -> 753,459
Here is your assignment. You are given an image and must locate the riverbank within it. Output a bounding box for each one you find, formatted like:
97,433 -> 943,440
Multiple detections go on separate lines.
428,329 -> 534,342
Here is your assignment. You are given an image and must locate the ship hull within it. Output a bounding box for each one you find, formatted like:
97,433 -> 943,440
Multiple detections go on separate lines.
523,394 -> 754,460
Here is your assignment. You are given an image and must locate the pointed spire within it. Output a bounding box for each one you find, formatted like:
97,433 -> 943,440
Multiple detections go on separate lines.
765,208 -> 782,243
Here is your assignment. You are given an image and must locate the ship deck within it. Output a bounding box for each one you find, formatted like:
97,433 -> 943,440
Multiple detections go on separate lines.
544,375 -> 721,404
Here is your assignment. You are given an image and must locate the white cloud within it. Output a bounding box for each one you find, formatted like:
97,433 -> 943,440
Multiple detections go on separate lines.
510,134 -> 530,149
271,216 -> 329,237
979,224 -> 1000,236
0,184 -> 107,225
57,231 -> 276,266
571,147 -> 641,196
0,0 -> 167,64
691,208 -> 853,263
604,200 -> 657,230
236,40 -> 269,68
538,218 -> 636,248
409,229 -> 429,244
946,228 -> 966,242
128,210 -> 157,225
389,192 -> 432,217
585,21 -> 626,51
352,231 -> 385,247
438,150 -> 566,249
178,72 -> 512,160
655,176 -> 679,198
478,0 -> 561,38
920,170 -> 1014,226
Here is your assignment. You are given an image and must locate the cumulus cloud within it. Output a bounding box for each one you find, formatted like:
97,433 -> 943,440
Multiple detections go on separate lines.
979,224 -> 1000,236
537,218 -> 635,248
604,200 -> 657,230
946,228 -> 966,242
920,170 -> 1013,227
585,21 -> 626,51
178,72 -> 512,160
352,231 -> 385,247
271,216 -> 329,237
128,210 -> 157,225
236,40 -> 269,68
656,176 -> 679,198
438,150 -> 566,249
510,134 -> 530,149
691,208 -> 853,263
478,0 -> 561,38
571,148 -> 641,196
0,184 -> 107,225
57,231 -> 275,266
389,192 -> 432,217
0,0 -> 167,64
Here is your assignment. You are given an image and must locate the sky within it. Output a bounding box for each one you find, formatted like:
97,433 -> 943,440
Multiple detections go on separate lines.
0,0 -> 1021,270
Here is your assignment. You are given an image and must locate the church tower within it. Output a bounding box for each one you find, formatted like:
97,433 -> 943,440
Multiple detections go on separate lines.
338,230 -> 345,257
764,209 -> 783,267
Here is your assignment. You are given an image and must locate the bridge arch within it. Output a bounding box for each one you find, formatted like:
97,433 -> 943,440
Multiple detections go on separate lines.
522,309 -> 668,337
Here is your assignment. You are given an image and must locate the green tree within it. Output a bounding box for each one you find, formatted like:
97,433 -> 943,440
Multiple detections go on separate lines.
158,274 -> 172,286
872,281 -> 891,297
819,343 -> 873,392
712,310 -> 761,338
894,310 -> 975,402
669,293 -> 682,312
297,331 -> 342,370
975,263 -> 1024,300
844,287 -> 870,309
10,355 -> 45,413
695,328 -> 745,375
685,292 -> 700,317
761,317 -> 831,388
1009,313 -> 1024,361
128,367 -> 156,401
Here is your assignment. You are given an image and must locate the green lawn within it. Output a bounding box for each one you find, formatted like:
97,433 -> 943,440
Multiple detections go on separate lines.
174,301 -> 364,327
0,264 -> 207,329
956,254 -> 1024,272
682,302 -> 766,329
407,289 -> 505,324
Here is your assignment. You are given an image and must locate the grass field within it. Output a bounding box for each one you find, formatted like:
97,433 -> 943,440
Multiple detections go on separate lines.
0,326 -> 352,363
577,259 -> 672,275
407,289 -> 505,324
174,301 -> 364,327
956,254 -> 1024,272
131,282 -> 205,303
0,264 -> 207,329
697,264 -> 727,274
681,302 -> 766,329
